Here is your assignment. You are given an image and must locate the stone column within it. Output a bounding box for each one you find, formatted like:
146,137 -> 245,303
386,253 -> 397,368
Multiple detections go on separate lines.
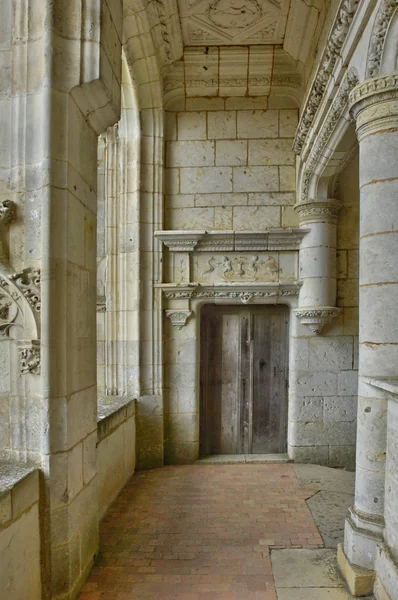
293,199 -> 341,334
340,74 -> 398,585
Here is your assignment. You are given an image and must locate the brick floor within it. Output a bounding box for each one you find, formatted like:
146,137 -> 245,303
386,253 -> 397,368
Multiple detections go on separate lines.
79,464 -> 323,600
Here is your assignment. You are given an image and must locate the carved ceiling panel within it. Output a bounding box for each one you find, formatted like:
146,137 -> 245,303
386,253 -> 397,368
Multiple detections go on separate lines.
177,0 -> 290,45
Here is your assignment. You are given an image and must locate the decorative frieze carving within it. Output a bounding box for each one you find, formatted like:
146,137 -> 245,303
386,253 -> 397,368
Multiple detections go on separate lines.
294,200 -> 342,225
294,307 -> 340,335
293,0 -> 360,154
18,340 -> 41,375
367,0 -> 398,78
195,253 -> 282,283
300,69 -> 359,203
165,310 -> 192,329
349,74 -> 398,140
156,229 -> 309,252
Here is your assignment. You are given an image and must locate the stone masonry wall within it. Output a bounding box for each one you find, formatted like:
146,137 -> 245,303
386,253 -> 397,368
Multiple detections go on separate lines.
288,149 -> 359,469
165,102 -> 298,230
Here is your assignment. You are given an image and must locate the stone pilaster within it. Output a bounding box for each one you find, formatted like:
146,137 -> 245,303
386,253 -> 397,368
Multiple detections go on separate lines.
340,73 -> 398,594
293,199 -> 341,334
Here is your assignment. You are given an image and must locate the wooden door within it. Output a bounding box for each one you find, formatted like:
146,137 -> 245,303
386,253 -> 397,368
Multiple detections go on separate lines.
200,305 -> 289,455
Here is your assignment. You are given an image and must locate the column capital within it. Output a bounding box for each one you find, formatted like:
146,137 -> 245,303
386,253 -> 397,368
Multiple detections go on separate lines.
294,199 -> 342,225
349,72 -> 398,140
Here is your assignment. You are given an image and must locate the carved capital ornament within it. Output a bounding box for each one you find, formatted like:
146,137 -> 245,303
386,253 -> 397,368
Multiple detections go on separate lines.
349,73 -> 398,140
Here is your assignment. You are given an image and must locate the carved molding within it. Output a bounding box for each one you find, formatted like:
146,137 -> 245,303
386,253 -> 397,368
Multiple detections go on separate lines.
18,340 -> 41,375
0,200 -> 16,226
299,69 -> 359,203
349,73 -> 398,140
293,0 -> 360,154
165,310 -> 192,329
294,307 -> 340,335
294,199 -> 342,225
155,231 -> 205,252
155,229 -> 309,252
159,282 -> 302,303
10,268 -> 41,314
0,270 -> 40,340
367,0 -> 398,78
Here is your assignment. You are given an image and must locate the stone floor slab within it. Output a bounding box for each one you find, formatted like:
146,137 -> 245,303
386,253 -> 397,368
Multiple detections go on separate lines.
271,548 -> 344,588
307,491 -> 354,548
293,464 -> 355,493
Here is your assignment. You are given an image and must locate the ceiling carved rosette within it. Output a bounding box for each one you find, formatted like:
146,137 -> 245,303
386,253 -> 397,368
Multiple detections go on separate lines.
178,0 -> 290,46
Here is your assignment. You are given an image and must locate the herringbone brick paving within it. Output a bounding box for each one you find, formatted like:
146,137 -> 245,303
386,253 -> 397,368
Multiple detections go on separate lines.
80,464 -> 323,599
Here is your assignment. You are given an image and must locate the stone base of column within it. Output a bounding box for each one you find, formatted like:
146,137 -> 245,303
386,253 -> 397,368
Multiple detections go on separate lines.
337,544 -> 375,596
344,507 -> 384,570
374,544 -> 398,600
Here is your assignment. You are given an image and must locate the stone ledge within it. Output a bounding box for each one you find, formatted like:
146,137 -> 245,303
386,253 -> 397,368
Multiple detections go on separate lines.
0,463 -> 39,529
337,543 -> 375,596
362,377 -> 398,402
97,396 -> 136,444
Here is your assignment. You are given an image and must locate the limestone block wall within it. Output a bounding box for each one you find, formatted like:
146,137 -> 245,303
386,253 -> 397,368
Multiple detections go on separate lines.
0,467 -> 41,600
162,97 -> 359,468
289,151 -> 359,469
165,102 -> 298,230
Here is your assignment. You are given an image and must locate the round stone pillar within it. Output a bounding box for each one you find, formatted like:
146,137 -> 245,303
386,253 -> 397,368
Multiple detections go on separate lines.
293,199 -> 341,334
343,73 -> 398,573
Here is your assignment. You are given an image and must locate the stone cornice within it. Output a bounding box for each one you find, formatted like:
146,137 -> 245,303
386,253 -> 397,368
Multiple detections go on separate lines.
155,229 -> 309,252
349,73 -> 398,139
293,0 -> 360,154
294,200 -> 343,224
299,69 -> 359,203
367,0 -> 398,78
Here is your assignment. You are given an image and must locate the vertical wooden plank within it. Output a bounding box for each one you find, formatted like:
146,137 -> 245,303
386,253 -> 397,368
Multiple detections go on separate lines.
251,308 -> 272,453
239,311 -> 251,454
220,311 -> 240,453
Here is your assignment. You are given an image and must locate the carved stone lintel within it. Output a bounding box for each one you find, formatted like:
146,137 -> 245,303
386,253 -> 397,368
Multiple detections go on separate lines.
18,340 -> 41,375
159,282 -> 302,302
165,310 -> 192,329
349,74 -> 398,140
294,199 -> 342,225
294,307 -> 340,335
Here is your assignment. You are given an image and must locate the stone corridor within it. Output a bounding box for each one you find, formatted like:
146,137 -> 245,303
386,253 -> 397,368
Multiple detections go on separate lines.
79,464 -> 360,600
